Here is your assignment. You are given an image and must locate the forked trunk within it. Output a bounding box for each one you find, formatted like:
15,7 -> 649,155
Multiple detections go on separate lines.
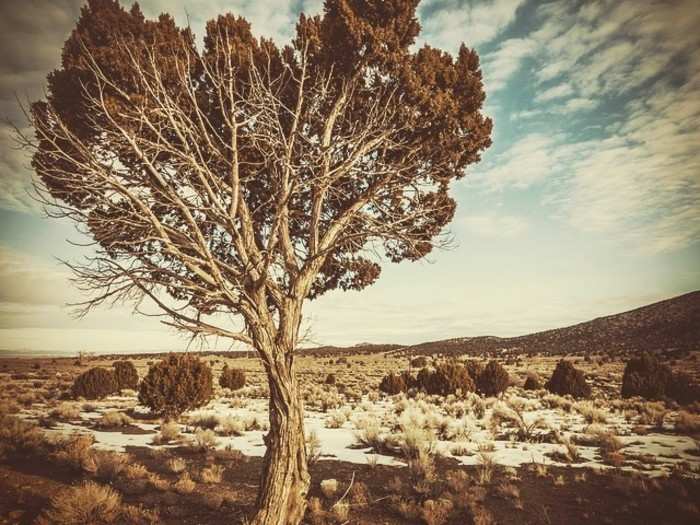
251,351 -> 310,525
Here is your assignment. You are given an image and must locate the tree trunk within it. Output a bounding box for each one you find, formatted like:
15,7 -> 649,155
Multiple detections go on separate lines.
251,351 -> 310,525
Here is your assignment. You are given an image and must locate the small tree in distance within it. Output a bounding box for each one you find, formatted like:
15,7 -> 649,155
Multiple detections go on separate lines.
72,367 -> 118,400
22,1 -> 492,522
138,354 -> 213,419
219,364 -> 246,391
112,360 -> 138,390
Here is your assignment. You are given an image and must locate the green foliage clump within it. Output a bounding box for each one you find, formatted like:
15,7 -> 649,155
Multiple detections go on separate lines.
621,353 -> 699,404
463,360 -> 484,383
668,372 -> 700,405
621,353 -> 672,400
72,367 -> 118,400
112,360 -> 138,390
476,361 -> 510,397
523,372 -> 542,390
138,354 -> 213,418
415,362 -> 475,396
379,372 -> 406,395
219,365 -> 246,391
545,360 -> 591,399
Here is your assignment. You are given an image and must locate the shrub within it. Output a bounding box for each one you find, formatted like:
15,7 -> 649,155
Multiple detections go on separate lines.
72,367 -> 118,400
463,360 -> 484,382
219,365 -> 246,391
477,361 -> 510,397
193,429 -> 218,451
416,362 -> 475,396
523,372 -> 541,390
320,478 -> 338,498
200,464 -> 225,483
621,353 -> 672,400
39,481 -> 122,524
545,360 -> 591,399
112,360 -> 139,390
324,373 -> 336,385
96,411 -> 134,428
138,354 -> 213,418
410,356 -> 428,368
667,372 -> 700,405
153,421 -> 180,444
379,372 -> 406,395
0,415 -> 46,458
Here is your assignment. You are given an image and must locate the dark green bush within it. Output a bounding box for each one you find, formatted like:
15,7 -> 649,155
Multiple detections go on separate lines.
668,372 -> 700,405
72,367 -> 118,400
545,360 -> 591,399
112,360 -> 138,390
523,372 -> 542,390
138,354 -> 213,418
621,353 -> 672,400
477,361 -> 510,397
219,365 -> 246,391
416,362 -> 475,396
379,372 -> 406,395
410,356 -> 428,368
463,360 -> 484,382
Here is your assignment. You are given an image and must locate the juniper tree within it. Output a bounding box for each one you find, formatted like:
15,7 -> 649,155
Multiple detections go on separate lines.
22,0 -> 492,522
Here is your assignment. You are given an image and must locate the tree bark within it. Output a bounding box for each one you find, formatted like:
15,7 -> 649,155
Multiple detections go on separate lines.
251,350 -> 310,525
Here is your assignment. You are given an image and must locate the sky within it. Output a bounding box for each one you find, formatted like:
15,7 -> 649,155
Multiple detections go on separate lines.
0,0 -> 699,354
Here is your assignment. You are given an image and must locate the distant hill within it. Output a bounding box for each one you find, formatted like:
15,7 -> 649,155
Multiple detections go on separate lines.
304,291 -> 700,358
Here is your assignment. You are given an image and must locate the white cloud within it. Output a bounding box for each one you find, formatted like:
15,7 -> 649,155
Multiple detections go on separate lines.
535,82 -> 573,103
482,37 -> 536,91
418,0 -> 526,53
461,214 -> 528,238
0,124 -> 39,214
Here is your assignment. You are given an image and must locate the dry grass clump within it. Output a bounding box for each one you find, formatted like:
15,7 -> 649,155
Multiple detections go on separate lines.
636,401 -> 668,428
306,429 -> 322,466
50,402 -> 81,420
476,451 -> 495,485
390,466 -> 494,525
0,414 -> 46,458
575,401 -> 607,424
490,398 -> 549,442
675,411 -> 700,434
38,481 -> 122,524
174,472 -> 196,494
199,464 -> 225,484
188,413 -> 220,430
85,450 -> 127,481
349,481 -> 371,506
96,411 -> 134,428
166,457 -> 187,474
53,434 -> 96,472
152,420 -> 180,445
320,478 -> 339,498
123,463 -> 149,480
330,500 -> 350,522
216,415 -> 246,436
353,417 -> 385,452
325,409 -> 348,429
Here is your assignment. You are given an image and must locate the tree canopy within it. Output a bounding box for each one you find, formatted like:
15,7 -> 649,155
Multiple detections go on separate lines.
27,0 -> 492,349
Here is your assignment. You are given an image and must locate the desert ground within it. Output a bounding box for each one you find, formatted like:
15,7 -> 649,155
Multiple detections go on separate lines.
1,349 -> 699,524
